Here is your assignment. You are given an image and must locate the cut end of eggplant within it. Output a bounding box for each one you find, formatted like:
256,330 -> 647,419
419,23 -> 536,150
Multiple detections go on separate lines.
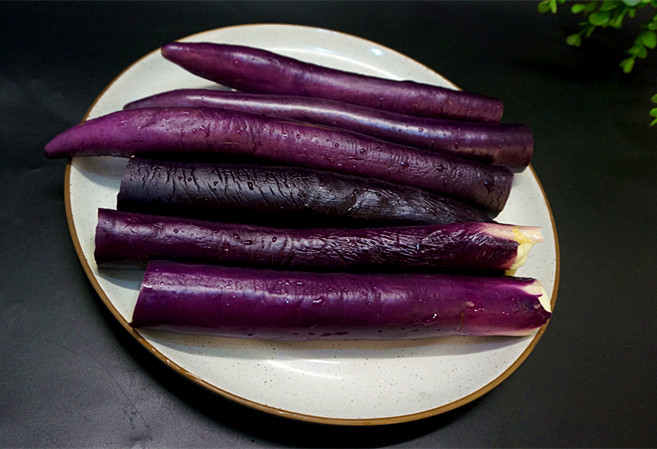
496,281 -> 551,336
482,224 -> 543,270
525,280 -> 552,314
510,226 -> 544,270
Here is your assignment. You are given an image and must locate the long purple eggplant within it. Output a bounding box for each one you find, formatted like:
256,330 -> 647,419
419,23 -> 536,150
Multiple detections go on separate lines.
94,208 -> 542,271
44,107 -> 513,213
160,42 -> 504,123
130,260 -> 552,340
117,157 -> 494,226
124,89 -> 532,170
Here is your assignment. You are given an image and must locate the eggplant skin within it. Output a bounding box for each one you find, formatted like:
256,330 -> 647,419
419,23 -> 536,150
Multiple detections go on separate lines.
160,43 -> 504,123
44,107 -> 513,213
131,260 -> 552,340
117,157 -> 494,226
94,208 -> 537,271
124,89 -> 532,170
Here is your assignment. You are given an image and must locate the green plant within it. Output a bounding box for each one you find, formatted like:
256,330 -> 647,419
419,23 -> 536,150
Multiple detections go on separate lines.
538,0 -> 657,125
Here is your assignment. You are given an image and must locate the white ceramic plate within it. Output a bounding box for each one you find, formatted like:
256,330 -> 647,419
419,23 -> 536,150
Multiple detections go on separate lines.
65,24 -> 560,425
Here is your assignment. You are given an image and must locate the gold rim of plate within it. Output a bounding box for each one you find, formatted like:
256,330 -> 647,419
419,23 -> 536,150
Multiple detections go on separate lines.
62,24 -> 561,426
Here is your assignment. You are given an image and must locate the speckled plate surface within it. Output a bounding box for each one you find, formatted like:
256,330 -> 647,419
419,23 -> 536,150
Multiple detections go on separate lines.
65,24 -> 559,425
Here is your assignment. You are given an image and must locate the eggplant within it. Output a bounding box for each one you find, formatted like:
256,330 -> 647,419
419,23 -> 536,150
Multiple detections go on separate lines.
160,42 -> 504,123
124,89 -> 532,170
44,107 -> 513,213
116,157 -> 494,226
130,260 -> 552,340
94,208 -> 542,271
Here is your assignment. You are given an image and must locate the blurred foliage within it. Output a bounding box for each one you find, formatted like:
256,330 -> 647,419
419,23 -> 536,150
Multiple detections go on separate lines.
538,0 -> 657,125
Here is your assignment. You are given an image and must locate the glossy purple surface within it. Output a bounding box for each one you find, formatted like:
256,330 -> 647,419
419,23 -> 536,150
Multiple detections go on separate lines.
125,89 -> 532,170
44,107 -> 513,213
131,260 -> 550,339
160,43 -> 504,123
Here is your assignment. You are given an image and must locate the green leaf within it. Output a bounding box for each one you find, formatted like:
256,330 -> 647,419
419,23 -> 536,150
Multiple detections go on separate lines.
551,0 -> 559,13
571,3 -> 587,13
538,0 -> 563,13
609,7 -> 629,28
640,30 -> 657,48
609,13 -> 624,28
538,1 -> 552,13
600,1 -> 622,11
626,44 -> 648,59
651,93 -> 657,103
628,44 -> 644,55
651,108 -> 657,117
648,14 -> 657,30
620,57 -> 635,72
622,0 -> 642,6
585,1 -> 600,11
589,10 -> 612,25
567,33 -> 583,46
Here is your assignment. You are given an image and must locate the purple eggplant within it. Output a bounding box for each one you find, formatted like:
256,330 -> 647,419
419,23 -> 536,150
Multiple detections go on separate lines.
130,260 -> 552,340
44,107 -> 513,213
160,42 -> 504,123
94,208 -> 542,271
116,157 -> 494,226
124,89 -> 532,170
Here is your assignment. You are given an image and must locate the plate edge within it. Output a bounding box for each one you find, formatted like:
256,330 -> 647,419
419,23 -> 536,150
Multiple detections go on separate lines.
62,23 -> 561,426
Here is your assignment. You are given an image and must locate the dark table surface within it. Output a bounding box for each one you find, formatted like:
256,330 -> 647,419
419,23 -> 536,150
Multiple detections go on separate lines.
2,1 -> 656,447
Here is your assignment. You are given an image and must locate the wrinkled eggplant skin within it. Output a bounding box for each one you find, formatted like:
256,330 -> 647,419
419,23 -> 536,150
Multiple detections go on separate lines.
124,89 -> 532,170
131,261 -> 551,340
160,43 -> 504,123
44,107 -> 512,213
117,157 -> 494,227
95,209 -> 520,271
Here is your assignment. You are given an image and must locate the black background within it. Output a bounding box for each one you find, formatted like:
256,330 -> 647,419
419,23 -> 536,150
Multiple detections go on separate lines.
2,1 -> 656,447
